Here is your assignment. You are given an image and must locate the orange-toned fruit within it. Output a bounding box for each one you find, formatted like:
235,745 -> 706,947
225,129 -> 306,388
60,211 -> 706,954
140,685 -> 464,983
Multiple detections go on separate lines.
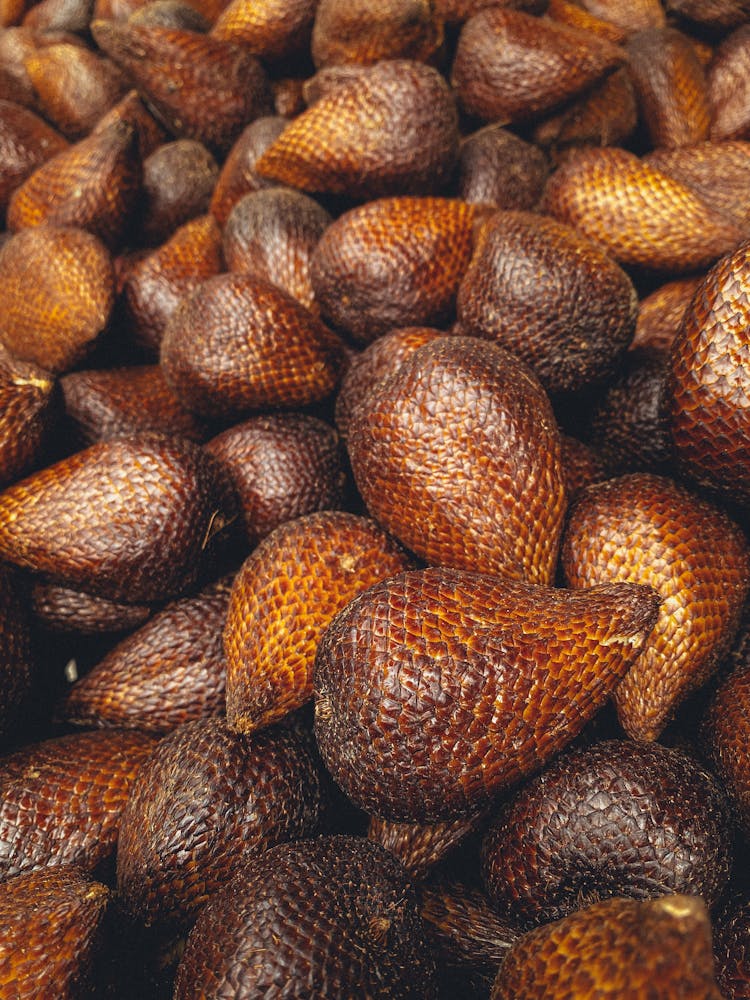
0,345 -> 57,488
546,0 -> 627,42
32,581 -> 151,636
347,337 -> 567,584
368,813 -> 483,879
631,275 -> 703,353
310,0 -> 443,68
209,115 -> 286,226
562,473 -> 750,741
224,511 -> 411,733
458,123 -> 548,209
577,0 -> 665,32
0,226 -> 114,374
139,139 -> 219,246
211,0 -> 315,60
490,895 -> 723,999
314,567 -> 659,820
702,662 -> 750,840
0,98 -> 67,214
0,867 -> 109,1000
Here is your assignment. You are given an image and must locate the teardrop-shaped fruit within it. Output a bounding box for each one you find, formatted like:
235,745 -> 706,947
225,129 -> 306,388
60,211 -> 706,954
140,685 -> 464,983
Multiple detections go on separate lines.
0,867 -> 109,1000
59,576 -> 232,732
139,139 -> 219,245
311,196 -> 476,343
668,238 -> 750,504
0,729 -> 157,880
458,124 -> 548,210
209,115 -> 285,225
310,0 -> 443,68
0,434 -> 237,603
481,740 -> 732,927
543,146 -> 745,272
160,273 -> 345,420
631,276 -> 703,353
32,581 -> 151,635
174,835 -> 439,999
347,337 -> 567,584
314,567 -> 659,820
708,25 -> 750,141
254,59 -> 459,198
0,226 -> 113,374
452,8 -> 624,123
0,345 -> 57,488
0,563 -> 34,745
204,412 -> 346,546
702,662 -> 750,840
490,894 -> 723,999
457,210 -> 637,395
225,511 -> 412,734
368,813 -> 482,880
0,98 -> 67,213
117,718 -> 328,932
211,0 -> 315,60
91,20 -> 272,154
563,473 -> 750,740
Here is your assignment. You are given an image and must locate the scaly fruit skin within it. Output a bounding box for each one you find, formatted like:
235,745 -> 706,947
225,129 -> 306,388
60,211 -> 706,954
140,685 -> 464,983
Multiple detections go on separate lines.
0,433 -> 237,603
0,97 -> 68,212
709,25 -> 750,141
712,895 -> 750,1000
0,867 -> 109,1000
367,814 -> 483,880
702,662 -> 750,840
490,895 -> 723,999
314,567 -> 659,821
0,345 -> 58,489
481,740 -> 732,928
174,835 -> 440,999
347,337 -> 567,585
31,581 -> 151,636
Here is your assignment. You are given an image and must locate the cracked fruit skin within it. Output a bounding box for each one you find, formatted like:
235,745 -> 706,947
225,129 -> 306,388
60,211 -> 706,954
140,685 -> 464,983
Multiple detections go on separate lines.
313,567 -> 659,821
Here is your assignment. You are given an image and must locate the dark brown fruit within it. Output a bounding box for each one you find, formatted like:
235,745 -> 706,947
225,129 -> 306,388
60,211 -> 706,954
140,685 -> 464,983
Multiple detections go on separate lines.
310,0 -> 443,68
139,139 -> 219,245
0,434 -> 237,603
0,345 -> 57,488
481,740 -> 732,928
311,196 -> 476,344
0,729 -> 157,880
702,663 -> 750,840
254,59 -> 459,198
116,718 -> 328,932
0,98 -> 67,214
209,115 -> 286,226
174,835 -> 439,999
457,124 -> 548,210
668,0 -> 750,31
314,567 -> 659,820
0,564 -> 33,745
559,434 -> 608,499
59,576 -> 232,733
490,894 -> 723,999
631,276 -> 703,353
0,867 -> 109,1000
457,210 -> 637,395
709,26 -> 750,142
211,0 -> 315,60
713,895 -> 750,1000
204,412 -> 346,546
31,581 -> 151,636
368,813 -> 483,880
224,511 -> 412,734
347,337 -> 567,584
668,238 -> 750,505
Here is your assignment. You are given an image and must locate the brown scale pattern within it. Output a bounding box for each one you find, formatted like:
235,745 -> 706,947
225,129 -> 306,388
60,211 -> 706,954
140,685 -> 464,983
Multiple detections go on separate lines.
314,567 -> 659,820
631,275 -> 703,353
61,364 -> 212,447
254,59 -> 459,198
579,0 -> 665,33
7,116 -> 141,249
709,26 -> 750,142
457,210 -> 637,396
0,729 -> 157,880
224,511 -> 411,734
562,473 -> 750,741
433,0 -> 546,24
0,98 -> 67,214
0,867 -> 109,1000
625,27 -> 710,150
545,0 -> 627,42
22,0 -> 90,31
209,115 -> 285,226
139,139 -> 218,246
347,337 -> 567,584
712,896 -> 750,999
160,272 -> 345,421
174,835 -> 439,999
543,146 -> 745,273
451,8 -> 624,124
0,27 -> 39,110
124,214 -> 223,353
490,895 -> 723,999
0,434 -> 236,603
101,88 -> 166,159
667,0 -> 750,29
117,718 -> 328,933
223,187 -> 331,313
91,21 -> 272,154
668,239 -> 750,504
458,123 -> 548,210
31,581 -> 151,635
204,412 -> 347,546
311,197 -> 475,344
310,0 -> 443,68
559,435 -> 608,499
211,0 -> 315,60
703,663 -> 750,841
59,576 -> 232,732
0,226 -> 113,374
0,345 -> 57,489
367,813 -> 482,880
0,564 -> 33,745
481,740 -> 732,928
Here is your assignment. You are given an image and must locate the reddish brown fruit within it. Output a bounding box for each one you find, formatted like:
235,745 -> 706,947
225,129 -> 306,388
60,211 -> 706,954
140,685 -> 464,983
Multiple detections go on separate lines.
0,226 -> 114,374
0,564 -> 33,745
703,663 -> 750,841
314,567 -> 659,820
128,0 -> 211,30
712,895 -> 750,999
458,124 -> 548,210
0,27 -> 39,109
709,26 -> 750,142
0,729 -> 157,880
666,0 -> 750,29
310,0 -> 443,68
0,98 -> 67,214
174,836 -> 439,999
254,59 -> 459,198
560,434 -> 608,498
347,337 -> 567,584
22,0 -> 91,31
0,346 -> 57,488
91,20 -> 272,154
490,895 -> 723,999
562,473 -> 750,740
99,87 -> 166,158
546,0 -> 628,42
0,434 -> 237,603
204,412 -> 346,545
211,0 -> 315,60
32,581 -> 151,636
209,115 -> 286,226
668,239 -> 750,504
368,814 -> 483,880
434,0 -> 546,24
0,867 -> 109,999
577,0 -> 665,32
116,719 -> 328,932
160,273 -> 345,420
631,276 -> 703,353
452,8 -> 624,124
139,139 -> 219,246
224,511 -> 412,733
